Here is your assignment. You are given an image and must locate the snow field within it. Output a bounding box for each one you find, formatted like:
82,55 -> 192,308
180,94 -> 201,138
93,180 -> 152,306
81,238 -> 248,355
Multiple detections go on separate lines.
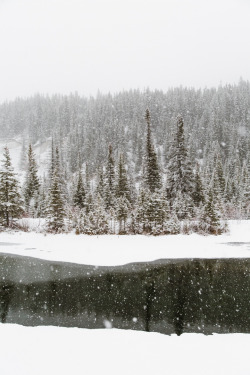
0,220 -> 249,266
0,324 -> 249,375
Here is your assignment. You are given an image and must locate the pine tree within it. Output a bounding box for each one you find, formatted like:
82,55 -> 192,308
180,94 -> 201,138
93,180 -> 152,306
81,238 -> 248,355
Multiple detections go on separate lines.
135,188 -> 149,233
24,144 -> 40,213
242,158 -> 250,218
116,153 -> 131,202
46,168 -> 65,232
73,170 -> 86,209
200,189 -> 223,234
0,147 -> 23,227
36,179 -> 47,218
212,153 -> 226,202
144,109 -> 162,193
84,194 -> 109,234
49,138 -> 55,183
115,195 -> 130,233
167,115 -> 194,218
193,164 -> 205,207
53,145 -> 68,200
104,145 -> 116,210
136,189 -> 166,234
96,166 -> 105,198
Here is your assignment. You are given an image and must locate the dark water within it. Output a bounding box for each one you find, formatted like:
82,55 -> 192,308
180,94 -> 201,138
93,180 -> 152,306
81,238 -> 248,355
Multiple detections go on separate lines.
0,253 -> 250,335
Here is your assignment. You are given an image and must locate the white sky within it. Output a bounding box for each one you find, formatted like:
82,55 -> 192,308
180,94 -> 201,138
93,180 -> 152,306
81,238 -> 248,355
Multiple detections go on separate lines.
0,0 -> 249,102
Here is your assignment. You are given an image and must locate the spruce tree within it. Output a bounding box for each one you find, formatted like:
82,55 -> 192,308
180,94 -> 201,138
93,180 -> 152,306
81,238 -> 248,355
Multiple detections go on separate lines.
200,189 -> 223,234
24,144 -> 40,213
104,145 -> 116,210
73,171 -> 86,209
241,158 -> 250,218
136,189 -> 166,234
193,164 -> 205,207
116,153 -> 131,202
46,168 -> 65,232
115,195 -> 130,233
167,115 -> 194,218
144,109 -> 162,193
49,138 -> 55,183
0,147 -> 23,227
96,166 -> 105,198
212,153 -> 226,203
84,194 -> 109,234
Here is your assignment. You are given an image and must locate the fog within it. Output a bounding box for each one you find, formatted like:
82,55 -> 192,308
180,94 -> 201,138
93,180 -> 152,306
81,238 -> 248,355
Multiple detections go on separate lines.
0,0 -> 249,101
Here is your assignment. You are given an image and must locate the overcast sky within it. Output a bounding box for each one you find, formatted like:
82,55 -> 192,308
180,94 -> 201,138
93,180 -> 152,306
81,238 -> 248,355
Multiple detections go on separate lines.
0,0 -> 249,102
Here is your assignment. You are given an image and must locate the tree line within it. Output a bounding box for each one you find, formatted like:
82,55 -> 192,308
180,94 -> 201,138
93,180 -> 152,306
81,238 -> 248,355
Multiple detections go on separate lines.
0,109 -> 233,234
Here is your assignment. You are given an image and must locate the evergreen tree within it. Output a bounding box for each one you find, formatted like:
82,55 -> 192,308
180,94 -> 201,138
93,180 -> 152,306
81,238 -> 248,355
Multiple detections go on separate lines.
85,191 -> 93,215
242,158 -> 250,218
85,162 -> 91,193
0,147 -> 23,227
104,145 -> 116,210
36,179 -> 47,218
200,189 -> 224,234
136,189 -> 166,234
96,166 -> 105,198
163,213 -> 181,235
73,170 -> 86,209
212,153 -> 226,202
49,138 -> 55,183
167,115 -> 194,218
115,195 -> 130,233
24,144 -> 40,213
144,109 -> 162,193
193,164 -> 205,207
53,145 -> 68,200
116,153 -> 131,201
84,194 -> 109,234
46,168 -> 65,232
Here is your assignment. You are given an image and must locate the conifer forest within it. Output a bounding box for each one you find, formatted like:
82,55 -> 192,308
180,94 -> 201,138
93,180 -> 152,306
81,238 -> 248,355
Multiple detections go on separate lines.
0,80 -> 249,235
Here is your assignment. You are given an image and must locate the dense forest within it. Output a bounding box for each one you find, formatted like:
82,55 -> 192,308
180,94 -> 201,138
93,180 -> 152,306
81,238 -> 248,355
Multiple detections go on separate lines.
0,80 -> 249,234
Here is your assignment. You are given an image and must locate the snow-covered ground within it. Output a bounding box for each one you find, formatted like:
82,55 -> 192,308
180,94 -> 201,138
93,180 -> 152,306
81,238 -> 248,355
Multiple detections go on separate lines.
0,324 -> 249,375
0,220 -> 249,266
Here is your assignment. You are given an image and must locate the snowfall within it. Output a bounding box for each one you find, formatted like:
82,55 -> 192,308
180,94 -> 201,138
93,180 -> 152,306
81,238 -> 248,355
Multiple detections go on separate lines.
0,219 -> 250,375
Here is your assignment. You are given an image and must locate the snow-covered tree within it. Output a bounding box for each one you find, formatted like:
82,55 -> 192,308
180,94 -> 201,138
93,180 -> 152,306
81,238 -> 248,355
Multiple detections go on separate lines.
73,170 -> 86,209
83,194 -> 110,234
136,189 -> 166,234
115,195 -> 130,233
104,145 -> 116,210
199,189 -> 225,234
116,153 -> 131,202
46,168 -> 65,232
144,109 -> 162,193
192,164 -> 205,208
0,147 -> 23,227
166,115 -> 194,218
23,144 -> 40,213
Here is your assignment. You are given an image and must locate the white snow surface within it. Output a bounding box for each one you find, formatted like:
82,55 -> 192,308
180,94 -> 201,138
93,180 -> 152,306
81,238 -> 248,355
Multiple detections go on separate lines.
0,324 -> 249,375
0,220 -> 249,266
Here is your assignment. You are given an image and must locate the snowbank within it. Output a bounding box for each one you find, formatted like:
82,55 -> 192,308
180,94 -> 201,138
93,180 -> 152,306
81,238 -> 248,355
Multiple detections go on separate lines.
0,220 -> 249,266
0,324 -> 249,375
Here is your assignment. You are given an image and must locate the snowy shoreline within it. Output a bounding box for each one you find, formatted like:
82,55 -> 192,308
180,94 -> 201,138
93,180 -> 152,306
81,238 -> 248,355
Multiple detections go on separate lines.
0,220 -> 249,266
